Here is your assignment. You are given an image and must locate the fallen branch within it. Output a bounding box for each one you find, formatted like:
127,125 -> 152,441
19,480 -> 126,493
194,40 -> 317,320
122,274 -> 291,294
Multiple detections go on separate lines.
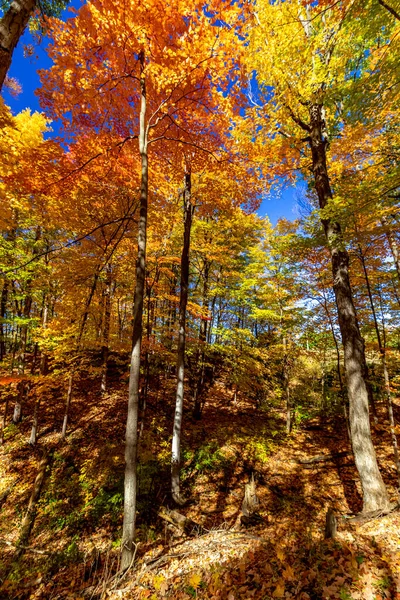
158,506 -> 206,536
297,451 -> 350,465
0,539 -> 50,555
14,450 -> 50,561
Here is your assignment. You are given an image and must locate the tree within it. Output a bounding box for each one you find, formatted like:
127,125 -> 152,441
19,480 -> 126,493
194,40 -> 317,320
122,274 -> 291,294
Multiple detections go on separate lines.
0,0 -> 69,91
245,0 -> 397,512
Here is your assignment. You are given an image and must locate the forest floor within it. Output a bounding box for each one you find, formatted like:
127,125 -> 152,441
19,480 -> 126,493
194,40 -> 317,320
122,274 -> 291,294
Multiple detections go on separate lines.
0,361 -> 400,599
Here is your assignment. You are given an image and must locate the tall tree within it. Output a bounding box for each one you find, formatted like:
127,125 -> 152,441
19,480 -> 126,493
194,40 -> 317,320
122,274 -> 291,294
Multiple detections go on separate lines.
245,0 -> 396,511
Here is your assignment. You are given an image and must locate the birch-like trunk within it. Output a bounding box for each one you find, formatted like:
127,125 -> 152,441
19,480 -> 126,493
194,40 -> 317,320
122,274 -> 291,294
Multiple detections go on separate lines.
100,263 -> 112,393
61,373 -> 73,440
29,396 -> 40,445
121,51 -> 148,572
308,102 -> 390,513
381,216 -> 400,284
172,171 -> 193,505
0,281 -> 9,360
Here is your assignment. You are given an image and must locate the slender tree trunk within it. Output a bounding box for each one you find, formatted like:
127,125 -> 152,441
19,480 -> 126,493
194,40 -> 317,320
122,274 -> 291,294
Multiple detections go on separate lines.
1,394 -> 9,444
29,396 -> 40,446
13,379 -> 25,423
18,293 -> 32,376
0,281 -> 9,360
381,216 -> 400,283
78,268 -> 100,346
121,51 -> 148,572
39,304 -> 49,375
172,170 -> 194,505
61,373 -> 73,440
283,336 -> 291,433
376,284 -> 400,486
193,260 -> 209,419
100,263 -> 112,393
14,450 -> 49,561
0,0 -> 36,91
308,102 -> 390,512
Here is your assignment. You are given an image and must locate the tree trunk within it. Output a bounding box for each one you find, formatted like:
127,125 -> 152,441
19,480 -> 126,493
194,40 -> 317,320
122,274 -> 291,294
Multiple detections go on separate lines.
0,0 -> 36,91
322,296 -> 350,440
18,292 -> 32,376
29,396 -> 40,446
171,170 -> 194,505
121,51 -> 147,572
78,268 -> 100,346
308,102 -> 390,513
39,304 -> 49,375
193,260 -> 209,420
14,450 -> 49,561
283,337 -> 291,433
381,216 -> 400,284
1,394 -> 9,444
13,379 -> 25,423
100,263 -> 112,393
376,284 -> 400,486
61,373 -> 73,440
0,281 -> 9,360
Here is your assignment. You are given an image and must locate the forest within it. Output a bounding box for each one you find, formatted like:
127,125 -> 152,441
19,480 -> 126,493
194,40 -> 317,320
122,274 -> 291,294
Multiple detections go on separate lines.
0,0 -> 400,598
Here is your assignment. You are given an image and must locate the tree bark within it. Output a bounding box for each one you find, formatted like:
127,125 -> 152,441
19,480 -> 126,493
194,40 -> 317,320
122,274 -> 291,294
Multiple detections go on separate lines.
193,259 -> 209,419
381,216 -> 400,284
100,263 -> 112,393
171,170 -> 194,505
1,393 -> 9,444
0,0 -> 36,91
14,450 -> 49,561
61,373 -> 73,440
0,281 -> 9,361
376,284 -> 400,486
78,268 -> 100,346
308,102 -> 390,513
29,396 -> 40,446
12,379 -> 25,423
39,303 -> 49,375
121,51 -> 147,572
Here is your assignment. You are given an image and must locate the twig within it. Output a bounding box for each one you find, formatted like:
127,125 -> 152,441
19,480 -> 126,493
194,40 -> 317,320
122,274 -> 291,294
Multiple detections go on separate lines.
0,539 -> 50,555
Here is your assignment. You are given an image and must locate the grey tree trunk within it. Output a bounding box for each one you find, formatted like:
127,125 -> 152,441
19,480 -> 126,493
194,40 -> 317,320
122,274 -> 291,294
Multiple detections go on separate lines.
376,283 -> 400,486
172,170 -> 193,505
121,51 -> 148,572
61,373 -> 73,440
12,379 -> 25,423
0,281 -> 9,361
100,263 -> 112,393
0,0 -> 36,90
321,296 -> 350,440
29,396 -> 40,445
381,216 -> 400,284
307,102 -> 390,513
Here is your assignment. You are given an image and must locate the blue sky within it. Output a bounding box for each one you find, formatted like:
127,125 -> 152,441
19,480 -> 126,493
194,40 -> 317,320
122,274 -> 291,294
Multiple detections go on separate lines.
1,6 -> 299,226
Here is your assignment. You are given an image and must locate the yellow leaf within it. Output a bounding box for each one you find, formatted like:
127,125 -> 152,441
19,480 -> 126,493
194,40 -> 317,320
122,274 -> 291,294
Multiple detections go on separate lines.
282,564 -> 294,580
276,548 -> 285,562
272,580 -> 285,597
153,574 -> 165,591
188,572 -> 202,589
